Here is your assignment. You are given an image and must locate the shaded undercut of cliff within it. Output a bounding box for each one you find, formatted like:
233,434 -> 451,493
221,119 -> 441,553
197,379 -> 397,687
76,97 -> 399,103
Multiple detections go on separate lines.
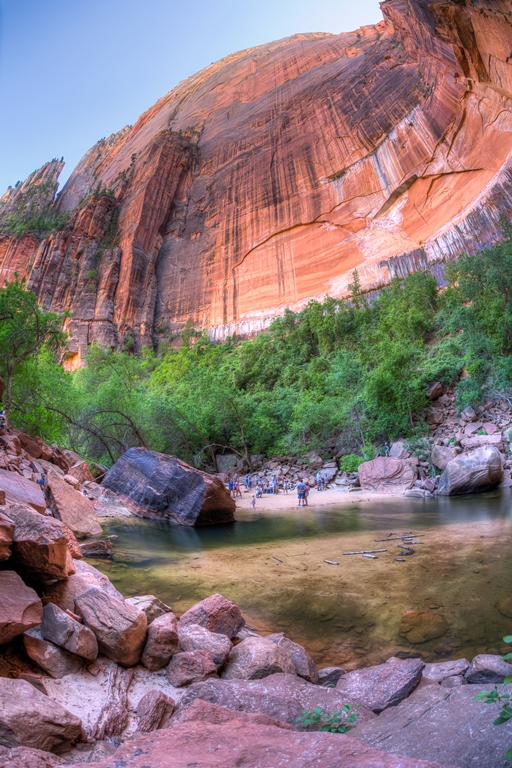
1,0 -> 512,360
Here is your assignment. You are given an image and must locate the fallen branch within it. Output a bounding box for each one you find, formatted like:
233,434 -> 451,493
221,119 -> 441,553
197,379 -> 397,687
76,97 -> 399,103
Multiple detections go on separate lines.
342,549 -> 387,555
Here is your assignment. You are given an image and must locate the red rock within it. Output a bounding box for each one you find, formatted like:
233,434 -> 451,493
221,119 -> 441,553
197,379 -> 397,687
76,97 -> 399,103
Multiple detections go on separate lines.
6,503 -> 75,581
169,699 -> 292,730
437,446 -> 503,495
17,433 -> 42,459
358,457 -> 417,495
399,611 -> 449,643
65,716 -> 449,767
0,470 -> 45,513
336,657 -> 425,713
266,633 -> 318,683
140,612 -> 179,671
0,511 -> 14,560
41,602 -> 98,661
166,650 -> 218,687
23,628 -> 84,678
221,637 -> 296,680
125,594 -> 173,623
136,690 -> 175,732
0,571 -> 42,644
430,445 -> 458,471
0,677 -> 83,753
45,475 -> 102,539
67,460 -> 94,484
179,593 -> 244,638
483,422 -> 499,435
74,587 -> 147,666
0,745 -> 65,767
178,623 -> 232,670
1,1 -> 511,364
42,558 -> 123,612
427,383 -> 443,401
101,448 -> 235,525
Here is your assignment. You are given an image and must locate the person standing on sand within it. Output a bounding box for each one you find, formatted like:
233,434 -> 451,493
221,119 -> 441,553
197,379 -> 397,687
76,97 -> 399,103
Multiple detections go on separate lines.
304,484 -> 310,506
297,479 -> 306,507
251,495 -> 256,508
235,478 -> 242,498
316,470 -> 323,491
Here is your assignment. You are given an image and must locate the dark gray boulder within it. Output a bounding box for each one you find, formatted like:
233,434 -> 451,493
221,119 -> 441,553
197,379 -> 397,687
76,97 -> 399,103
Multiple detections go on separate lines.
101,448 -> 236,526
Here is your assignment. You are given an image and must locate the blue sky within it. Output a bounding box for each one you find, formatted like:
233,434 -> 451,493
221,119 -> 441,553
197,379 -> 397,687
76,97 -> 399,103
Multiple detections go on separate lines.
0,0 -> 382,193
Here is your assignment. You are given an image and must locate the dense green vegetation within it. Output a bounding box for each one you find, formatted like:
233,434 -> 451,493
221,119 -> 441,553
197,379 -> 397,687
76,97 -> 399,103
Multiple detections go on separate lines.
0,178 -> 69,239
4,238 -> 512,471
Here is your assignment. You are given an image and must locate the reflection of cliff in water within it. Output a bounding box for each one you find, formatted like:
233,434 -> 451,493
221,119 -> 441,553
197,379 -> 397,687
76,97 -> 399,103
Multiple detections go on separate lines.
91,491 -> 512,670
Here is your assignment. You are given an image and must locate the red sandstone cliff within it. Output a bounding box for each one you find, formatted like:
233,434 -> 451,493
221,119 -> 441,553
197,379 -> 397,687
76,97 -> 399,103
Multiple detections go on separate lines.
1,0 -> 512,361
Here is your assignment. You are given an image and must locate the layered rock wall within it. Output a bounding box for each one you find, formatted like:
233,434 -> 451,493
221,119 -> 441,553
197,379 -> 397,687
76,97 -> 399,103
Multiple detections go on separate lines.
1,0 -> 512,357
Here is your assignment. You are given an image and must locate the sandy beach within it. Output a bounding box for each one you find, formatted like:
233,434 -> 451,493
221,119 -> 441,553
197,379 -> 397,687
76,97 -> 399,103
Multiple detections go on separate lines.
234,486 -> 397,512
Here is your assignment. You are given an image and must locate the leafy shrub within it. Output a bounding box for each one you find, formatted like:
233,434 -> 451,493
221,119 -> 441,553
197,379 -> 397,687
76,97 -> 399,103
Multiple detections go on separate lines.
340,454 -> 364,472
295,705 -> 359,734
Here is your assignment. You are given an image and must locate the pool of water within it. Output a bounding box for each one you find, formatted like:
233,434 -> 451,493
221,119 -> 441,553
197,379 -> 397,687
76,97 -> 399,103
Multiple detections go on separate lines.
90,490 -> 512,669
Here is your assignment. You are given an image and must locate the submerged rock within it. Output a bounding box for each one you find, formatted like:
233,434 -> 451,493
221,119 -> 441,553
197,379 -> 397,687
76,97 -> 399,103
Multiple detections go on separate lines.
399,611 -> 449,644
101,448 -> 235,526
437,446 -> 503,495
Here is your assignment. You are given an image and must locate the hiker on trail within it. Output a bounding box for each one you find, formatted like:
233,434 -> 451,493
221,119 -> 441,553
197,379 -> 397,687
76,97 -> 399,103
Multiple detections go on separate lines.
297,479 -> 306,507
304,484 -> 310,506
316,471 -> 323,491
37,471 -> 48,500
384,443 -> 390,456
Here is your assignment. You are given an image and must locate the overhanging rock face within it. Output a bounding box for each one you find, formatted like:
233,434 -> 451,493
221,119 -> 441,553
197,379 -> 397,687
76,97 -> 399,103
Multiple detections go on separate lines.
101,447 -> 236,526
1,0 -> 512,358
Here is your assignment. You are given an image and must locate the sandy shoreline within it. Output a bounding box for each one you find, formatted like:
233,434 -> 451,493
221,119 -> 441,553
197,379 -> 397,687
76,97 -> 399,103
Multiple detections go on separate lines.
234,486 -> 399,512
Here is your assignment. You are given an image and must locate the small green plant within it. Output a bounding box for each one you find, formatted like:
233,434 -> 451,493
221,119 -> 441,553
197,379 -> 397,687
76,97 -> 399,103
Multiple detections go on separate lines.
476,427 -> 486,436
340,454 -> 364,473
85,269 -> 98,281
474,635 -> 512,760
295,705 -> 359,734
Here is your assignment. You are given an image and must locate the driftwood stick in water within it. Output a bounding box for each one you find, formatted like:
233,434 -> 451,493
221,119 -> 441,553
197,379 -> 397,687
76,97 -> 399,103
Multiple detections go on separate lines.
324,560 -> 339,565
374,534 -> 425,542
273,556 -> 283,563
342,549 -> 387,555
93,665 -> 134,739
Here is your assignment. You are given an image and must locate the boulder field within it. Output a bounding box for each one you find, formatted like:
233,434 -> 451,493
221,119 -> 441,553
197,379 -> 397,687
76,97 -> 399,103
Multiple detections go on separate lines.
1,501 -> 511,767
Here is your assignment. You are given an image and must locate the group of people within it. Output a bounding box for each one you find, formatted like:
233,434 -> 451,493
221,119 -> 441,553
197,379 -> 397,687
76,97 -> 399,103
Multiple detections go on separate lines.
227,469 -> 328,509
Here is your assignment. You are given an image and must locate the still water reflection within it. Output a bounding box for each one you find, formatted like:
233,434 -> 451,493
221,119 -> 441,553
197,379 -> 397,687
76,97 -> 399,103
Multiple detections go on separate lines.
91,490 -> 512,668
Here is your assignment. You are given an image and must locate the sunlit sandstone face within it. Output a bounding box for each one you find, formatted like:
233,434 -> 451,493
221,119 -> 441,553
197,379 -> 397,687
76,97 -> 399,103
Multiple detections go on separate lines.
1,0 -> 512,356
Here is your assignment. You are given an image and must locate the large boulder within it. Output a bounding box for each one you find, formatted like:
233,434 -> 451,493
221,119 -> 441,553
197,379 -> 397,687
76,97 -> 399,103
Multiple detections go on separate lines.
178,623 -> 232,670
437,446 -> 503,496
101,447 -> 235,526
357,683 -> 512,768
74,587 -> 147,666
166,650 -> 218,687
42,558 -> 122,612
0,511 -> 14,561
0,470 -> 45,513
64,715 -> 448,768
358,458 -> 417,495
41,603 -> 98,661
179,593 -> 244,638
141,612 -> 179,671
430,445 -> 458,471
221,637 -> 296,680
45,475 -> 102,539
265,633 -> 318,683
398,611 -> 449,643
0,745 -> 64,767
0,677 -> 83,753
0,571 -> 42,644
5,504 -> 74,581
464,654 -> 512,684
23,628 -> 84,678
336,657 -> 424,713
176,673 -> 375,729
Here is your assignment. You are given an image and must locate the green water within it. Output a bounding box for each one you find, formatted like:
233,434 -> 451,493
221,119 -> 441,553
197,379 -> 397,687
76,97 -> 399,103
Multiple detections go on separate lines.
90,490 -> 512,668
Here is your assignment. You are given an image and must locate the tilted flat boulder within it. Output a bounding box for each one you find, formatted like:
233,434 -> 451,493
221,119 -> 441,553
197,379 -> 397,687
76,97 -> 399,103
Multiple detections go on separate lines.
357,684 -> 512,768
430,445 -> 458,471
266,633 -> 318,683
166,650 -> 218,687
464,653 -> 512,684
136,689 -> 175,732
0,511 -> 14,560
336,657 -> 424,713
178,622 -> 232,670
45,475 -> 102,539
101,447 -> 235,526
0,571 -> 42,644
358,458 -> 417,495
64,717 -> 448,768
177,673 -> 375,729
6,504 -> 74,581
179,593 -> 244,638
74,587 -> 147,666
42,558 -> 123,612
141,612 -> 179,671
0,677 -> 83,753
23,627 -> 84,678
126,594 -> 173,623
0,745 -> 64,767
41,603 -> 98,661
437,446 -> 503,496
221,637 -> 296,680
0,469 -> 45,513
422,659 -> 469,683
